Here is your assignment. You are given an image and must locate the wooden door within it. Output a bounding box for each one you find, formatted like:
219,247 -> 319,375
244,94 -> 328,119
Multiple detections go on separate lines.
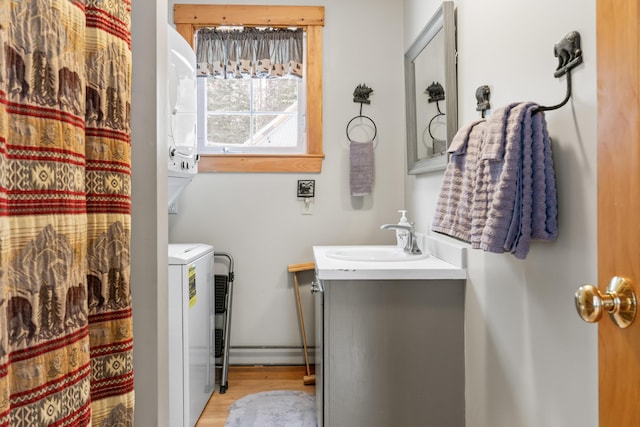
597,1 -> 640,425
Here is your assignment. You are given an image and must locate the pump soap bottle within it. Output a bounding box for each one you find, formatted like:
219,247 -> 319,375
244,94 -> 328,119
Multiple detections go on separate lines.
396,210 -> 411,249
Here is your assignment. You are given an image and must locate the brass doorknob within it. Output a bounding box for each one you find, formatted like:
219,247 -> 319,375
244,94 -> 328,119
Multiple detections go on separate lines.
575,277 -> 637,328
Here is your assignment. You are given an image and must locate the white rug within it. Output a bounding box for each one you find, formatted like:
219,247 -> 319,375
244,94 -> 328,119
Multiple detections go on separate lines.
224,390 -> 317,427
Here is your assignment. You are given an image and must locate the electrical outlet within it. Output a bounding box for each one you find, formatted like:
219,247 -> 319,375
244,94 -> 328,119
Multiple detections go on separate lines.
301,198 -> 313,215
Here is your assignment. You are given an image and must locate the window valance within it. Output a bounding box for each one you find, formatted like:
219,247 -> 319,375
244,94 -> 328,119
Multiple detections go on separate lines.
195,27 -> 304,79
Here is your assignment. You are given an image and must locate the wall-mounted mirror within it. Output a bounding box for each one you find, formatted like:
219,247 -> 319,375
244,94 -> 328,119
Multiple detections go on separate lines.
405,1 -> 457,174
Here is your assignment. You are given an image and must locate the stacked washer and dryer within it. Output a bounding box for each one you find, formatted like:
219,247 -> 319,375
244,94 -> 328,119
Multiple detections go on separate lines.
166,25 -> 215,427
167,23 -> 199,213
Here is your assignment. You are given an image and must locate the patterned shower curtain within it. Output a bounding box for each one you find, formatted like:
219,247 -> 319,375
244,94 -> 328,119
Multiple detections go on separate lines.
0,0 -> 134,425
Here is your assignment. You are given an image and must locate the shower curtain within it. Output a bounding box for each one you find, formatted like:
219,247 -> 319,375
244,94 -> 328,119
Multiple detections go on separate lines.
0,0 -> 134,425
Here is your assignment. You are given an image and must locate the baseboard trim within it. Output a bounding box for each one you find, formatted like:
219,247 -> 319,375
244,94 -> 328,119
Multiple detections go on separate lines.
228,346 -> 316,366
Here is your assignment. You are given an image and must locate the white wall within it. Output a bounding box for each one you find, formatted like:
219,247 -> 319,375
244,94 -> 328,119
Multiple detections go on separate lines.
133,0 -> 597,424
131,0 -> 169,425
167,0 -> 406,363
404,1 -> 598,426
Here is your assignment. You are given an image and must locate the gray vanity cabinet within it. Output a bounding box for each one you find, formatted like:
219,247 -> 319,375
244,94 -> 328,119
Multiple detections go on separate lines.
315,278 -> 465,427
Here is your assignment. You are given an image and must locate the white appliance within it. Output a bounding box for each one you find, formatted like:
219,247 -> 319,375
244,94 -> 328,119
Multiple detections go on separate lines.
167,25 -> 198,212
168,243 -> 215,427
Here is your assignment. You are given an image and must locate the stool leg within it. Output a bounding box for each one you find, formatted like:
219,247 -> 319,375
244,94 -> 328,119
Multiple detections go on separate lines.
294,271 -> 315,385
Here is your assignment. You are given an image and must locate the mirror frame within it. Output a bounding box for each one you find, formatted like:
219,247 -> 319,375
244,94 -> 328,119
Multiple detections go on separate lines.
404,1 -> 457,174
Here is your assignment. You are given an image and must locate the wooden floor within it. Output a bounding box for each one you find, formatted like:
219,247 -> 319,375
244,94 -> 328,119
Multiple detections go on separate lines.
196,365 -> 316,427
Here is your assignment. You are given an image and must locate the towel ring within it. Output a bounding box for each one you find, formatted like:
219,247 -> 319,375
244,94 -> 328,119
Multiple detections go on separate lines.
427,101 -> 445,141
346,114 -> 377,144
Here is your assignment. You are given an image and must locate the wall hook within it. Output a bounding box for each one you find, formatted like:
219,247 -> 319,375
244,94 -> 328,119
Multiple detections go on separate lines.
475,85 -> 491,118
424,82 -> 446,150
553,31 -> 582,78
353,83 -> 374,105
425,82 -> 445,103
534,31 -> 583,114
347,83 -> 377,143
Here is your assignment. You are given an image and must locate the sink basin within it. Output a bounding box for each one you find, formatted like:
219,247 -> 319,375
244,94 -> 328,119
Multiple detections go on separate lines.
325,246 -> 429,262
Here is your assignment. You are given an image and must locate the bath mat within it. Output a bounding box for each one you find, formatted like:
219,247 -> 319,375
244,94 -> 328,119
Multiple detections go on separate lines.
224,390 -> 317,427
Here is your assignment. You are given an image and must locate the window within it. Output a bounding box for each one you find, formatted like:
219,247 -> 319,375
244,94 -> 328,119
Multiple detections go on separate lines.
174,5 -> 325,172
198,77 -> 304,153
196,28 -> 306,155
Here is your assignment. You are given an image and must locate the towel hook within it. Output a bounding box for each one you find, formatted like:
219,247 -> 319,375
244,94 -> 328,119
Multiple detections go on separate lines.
346,83 -> 377,143
353,83 -> 374,105
425,82 -> 446,142
533,31 -> 583,114
475,85 -> 491,118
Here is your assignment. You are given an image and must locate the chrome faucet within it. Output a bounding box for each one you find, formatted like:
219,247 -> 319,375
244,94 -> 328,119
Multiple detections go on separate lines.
380,223 -> 422,255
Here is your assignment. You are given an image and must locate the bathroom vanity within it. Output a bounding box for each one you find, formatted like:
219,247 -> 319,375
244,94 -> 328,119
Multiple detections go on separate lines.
313,241 -> 466,427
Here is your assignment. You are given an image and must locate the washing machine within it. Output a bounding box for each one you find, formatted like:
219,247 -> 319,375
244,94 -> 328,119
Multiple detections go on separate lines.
168,243 -> 215,427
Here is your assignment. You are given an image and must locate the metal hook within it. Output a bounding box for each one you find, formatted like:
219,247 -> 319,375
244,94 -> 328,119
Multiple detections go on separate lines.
533,70 -> 573,114
533,31 -> 583,114
353,83 -> 373,104
425,82 -> 445,103
475,85 -> 491,118
425,82 -> 446,142
347,83 -> 377,143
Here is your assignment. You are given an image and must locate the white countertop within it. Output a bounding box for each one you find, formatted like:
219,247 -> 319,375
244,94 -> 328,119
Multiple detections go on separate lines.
313,245 -> 467,281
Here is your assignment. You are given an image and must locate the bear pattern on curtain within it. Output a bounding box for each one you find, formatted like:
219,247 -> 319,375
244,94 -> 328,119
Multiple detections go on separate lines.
0,0 -> 134,425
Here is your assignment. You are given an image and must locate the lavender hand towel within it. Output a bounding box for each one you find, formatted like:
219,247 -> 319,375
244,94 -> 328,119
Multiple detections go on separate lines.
350,141 -> 374,196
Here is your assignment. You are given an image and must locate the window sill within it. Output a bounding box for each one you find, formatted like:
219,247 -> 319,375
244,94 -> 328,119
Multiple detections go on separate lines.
198,153 -> 325,173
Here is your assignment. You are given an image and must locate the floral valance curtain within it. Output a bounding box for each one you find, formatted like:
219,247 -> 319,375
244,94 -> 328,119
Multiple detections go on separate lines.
196,28 -> 304,78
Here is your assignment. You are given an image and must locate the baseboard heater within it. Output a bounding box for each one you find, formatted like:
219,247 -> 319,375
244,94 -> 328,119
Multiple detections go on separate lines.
229,345 -> 316,366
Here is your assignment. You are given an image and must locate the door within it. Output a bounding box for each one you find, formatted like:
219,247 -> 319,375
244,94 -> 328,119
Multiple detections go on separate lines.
597,1 -> 640,425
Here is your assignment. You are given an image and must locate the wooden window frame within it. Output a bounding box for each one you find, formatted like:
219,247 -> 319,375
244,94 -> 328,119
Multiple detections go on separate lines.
174,4 -> 325,173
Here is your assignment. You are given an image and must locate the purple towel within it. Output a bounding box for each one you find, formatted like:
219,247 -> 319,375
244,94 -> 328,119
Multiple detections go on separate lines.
350,141 -> 374,196
530,110 -> 558,241
432,119 -> 487,241
434,101 -> 558,259
470,102 -> 520,252
471,102 -> 558,259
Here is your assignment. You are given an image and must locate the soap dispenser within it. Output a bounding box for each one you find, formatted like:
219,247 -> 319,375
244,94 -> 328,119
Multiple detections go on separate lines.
396,210 -> 411,249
